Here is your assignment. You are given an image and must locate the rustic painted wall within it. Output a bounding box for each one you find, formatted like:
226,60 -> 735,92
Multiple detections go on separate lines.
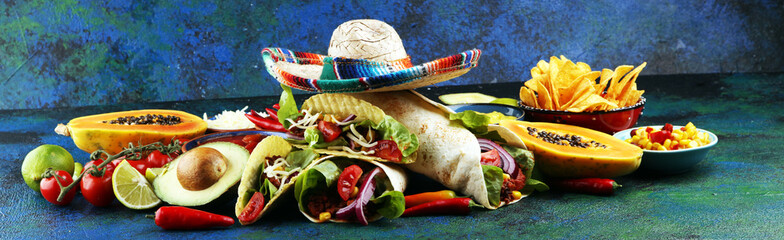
1,0 -> 782,109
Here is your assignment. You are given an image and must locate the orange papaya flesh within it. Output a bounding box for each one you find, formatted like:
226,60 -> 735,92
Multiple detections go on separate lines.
500,120 -> 642,178
62,109 -> 207,155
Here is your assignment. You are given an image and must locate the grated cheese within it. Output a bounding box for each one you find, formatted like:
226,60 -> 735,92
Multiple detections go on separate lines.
203,106 -> 261,130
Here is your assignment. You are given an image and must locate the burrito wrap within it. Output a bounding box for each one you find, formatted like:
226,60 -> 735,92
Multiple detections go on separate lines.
349,91 -> 502,208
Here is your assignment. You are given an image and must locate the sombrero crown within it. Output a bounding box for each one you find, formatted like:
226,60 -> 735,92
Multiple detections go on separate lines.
262,19 -> 481,93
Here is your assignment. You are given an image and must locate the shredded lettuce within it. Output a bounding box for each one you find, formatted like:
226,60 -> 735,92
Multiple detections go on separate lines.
277,84 -> 302,129
482,165 -> 503,207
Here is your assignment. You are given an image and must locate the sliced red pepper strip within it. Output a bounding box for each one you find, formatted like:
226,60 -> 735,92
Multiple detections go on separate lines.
238,192 -> 266,225
153,206 -> 234,230
245,114 -> 286,132
404,190 -> 457,208
401,197 -> 474,217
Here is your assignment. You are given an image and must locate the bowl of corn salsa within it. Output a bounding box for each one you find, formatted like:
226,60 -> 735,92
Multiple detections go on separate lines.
613,123 -> 718,174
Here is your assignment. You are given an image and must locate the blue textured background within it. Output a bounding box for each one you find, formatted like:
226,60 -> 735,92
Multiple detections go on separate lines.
1,0 -> 783,109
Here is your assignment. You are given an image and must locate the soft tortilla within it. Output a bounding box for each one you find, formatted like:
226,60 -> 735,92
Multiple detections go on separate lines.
350,90 -> 529,209
299,157 -> 407,223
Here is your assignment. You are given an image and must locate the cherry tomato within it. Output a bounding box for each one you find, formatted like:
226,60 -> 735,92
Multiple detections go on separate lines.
146,150 -> 172,169
337,165 -> 363,201
370,140 -> 403,162
317,120 -> 342,142
81,169 -> 115,207
127,160 -> 148,174
40,170 -> 77,206
480,149 -> 502,167
85,159 -> 116,176
238,192 -> 266,224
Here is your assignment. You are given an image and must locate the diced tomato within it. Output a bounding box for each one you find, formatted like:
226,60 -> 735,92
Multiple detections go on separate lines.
662,123 -> 674,132
645,127 -> 654,133
317,120 -> 342,142
480,149 -> 502,167
238,192 -> 265,224
649,131 -> 667,144
370,140 -> 403,162
337,165 -> 363,201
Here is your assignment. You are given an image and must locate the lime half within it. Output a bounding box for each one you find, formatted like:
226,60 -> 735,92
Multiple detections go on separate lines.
439,93 -> 497,105
112,160 -> 161,210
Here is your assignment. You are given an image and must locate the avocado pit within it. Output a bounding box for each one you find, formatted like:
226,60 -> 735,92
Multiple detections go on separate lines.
176,147 -> 228,191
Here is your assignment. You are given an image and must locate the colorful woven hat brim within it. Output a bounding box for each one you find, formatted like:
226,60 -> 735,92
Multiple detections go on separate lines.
261,48 -> 482,93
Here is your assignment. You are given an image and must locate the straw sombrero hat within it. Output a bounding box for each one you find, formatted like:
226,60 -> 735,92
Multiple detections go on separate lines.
261,19 -> 481,93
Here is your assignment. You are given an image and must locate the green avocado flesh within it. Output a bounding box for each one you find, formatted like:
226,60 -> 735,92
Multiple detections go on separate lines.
153,142 -> 249,206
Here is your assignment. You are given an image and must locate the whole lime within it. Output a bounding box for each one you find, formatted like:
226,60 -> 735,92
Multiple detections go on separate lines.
21,144 -> 75,192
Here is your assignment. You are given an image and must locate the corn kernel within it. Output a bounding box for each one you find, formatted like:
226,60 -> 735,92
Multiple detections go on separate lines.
319,212 -> 331,222
663,139 -> 672,149
657,145 -> 667,151
625,138 -> 633,143
512,191 -> 522,200
652,142 -> 662,149
645,142 -> 653,150
680,139 -> 691,147
688,140 -> 699,148
503,173 -> 511,180
632,135 -> 641,142
670,140 -> 679,147
350,186 -> 359,198
638,138 -> 650,147
672,132 -> 682,141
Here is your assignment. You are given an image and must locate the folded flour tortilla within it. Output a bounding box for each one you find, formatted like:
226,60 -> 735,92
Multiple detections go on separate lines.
350,90 -> 531,209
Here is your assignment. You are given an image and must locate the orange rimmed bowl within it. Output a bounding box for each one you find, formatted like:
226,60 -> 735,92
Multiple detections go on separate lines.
519,97 -> 645,135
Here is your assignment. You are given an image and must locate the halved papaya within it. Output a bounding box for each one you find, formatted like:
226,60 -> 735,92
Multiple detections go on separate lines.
55,109 -> 207,154
500,120 -> 642,178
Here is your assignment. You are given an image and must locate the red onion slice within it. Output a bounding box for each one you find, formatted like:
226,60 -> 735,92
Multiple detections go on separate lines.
334,167 -> 382,225
477,138 -> 518,178
337,114 -> 357,125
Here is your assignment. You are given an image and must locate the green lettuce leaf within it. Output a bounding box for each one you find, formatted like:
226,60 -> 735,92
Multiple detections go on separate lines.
482,165 -> 503,207
449,110 -> 490,133
259,178 -> 278,199
370,190 -> 406,219
350,117 -> 420,162
294,160 -> 340,212
285,148 -> 320,170
277,84 -> 302,129
503,145 -> 549,192
304,128 -> 349,149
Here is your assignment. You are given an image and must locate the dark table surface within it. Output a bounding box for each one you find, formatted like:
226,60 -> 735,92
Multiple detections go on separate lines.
2,73 -> 783,239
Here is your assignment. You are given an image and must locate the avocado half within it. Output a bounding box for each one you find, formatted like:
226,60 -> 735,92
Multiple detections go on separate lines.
153,142 -> 249,206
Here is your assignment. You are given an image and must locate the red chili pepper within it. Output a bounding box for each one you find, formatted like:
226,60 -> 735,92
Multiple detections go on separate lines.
265,108 -> 278,121
401,197 -> 474,217
552,178 -> 621,196
245,113 -> 286,132
151,206 -> 234,230
404,190 -> 457,208
272,103 -> 280,110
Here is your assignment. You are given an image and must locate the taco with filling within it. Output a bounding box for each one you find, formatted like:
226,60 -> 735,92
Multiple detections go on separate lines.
349,91 -> 548,209
294,156 -> 406,225
235,135 -> 323,225
276,85 -> 419,164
